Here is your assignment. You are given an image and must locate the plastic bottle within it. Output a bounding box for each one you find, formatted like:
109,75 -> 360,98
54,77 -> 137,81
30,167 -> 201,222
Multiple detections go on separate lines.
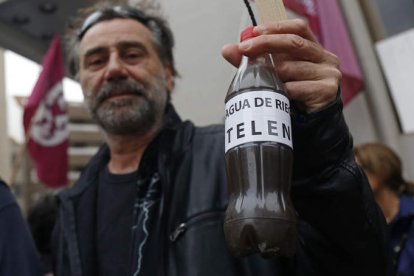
223,26 -> 297,258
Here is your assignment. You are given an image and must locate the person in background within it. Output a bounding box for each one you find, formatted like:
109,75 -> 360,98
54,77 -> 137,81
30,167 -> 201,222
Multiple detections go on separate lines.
27,193 -> 58,276
355,143 -> 414,276
52,1 -> 386,275
0,177 -> 42,275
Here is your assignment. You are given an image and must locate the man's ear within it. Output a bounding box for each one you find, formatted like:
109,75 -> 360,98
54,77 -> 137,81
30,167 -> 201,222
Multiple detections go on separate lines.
164,65 -> 174,93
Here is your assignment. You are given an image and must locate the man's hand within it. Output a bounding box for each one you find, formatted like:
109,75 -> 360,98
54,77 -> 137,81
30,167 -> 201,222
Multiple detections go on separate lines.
222,19 -> 341,113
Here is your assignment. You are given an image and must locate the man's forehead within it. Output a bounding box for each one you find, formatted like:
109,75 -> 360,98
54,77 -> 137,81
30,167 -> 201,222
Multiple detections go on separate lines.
79,18 -> 152,49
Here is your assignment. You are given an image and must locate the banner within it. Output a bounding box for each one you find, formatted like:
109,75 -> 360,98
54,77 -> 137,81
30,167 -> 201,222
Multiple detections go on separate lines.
283,0 -> 364,105
23,35 -> 68,188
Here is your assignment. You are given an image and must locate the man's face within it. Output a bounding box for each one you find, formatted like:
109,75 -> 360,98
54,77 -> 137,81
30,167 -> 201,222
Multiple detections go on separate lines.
78,18 -> 173,135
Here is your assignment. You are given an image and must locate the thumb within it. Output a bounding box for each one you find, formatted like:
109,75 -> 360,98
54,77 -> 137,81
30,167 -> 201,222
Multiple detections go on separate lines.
221,44 -> 242,68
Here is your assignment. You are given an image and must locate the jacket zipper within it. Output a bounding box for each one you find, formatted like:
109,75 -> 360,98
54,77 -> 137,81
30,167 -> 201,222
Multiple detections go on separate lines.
169,211 -> 224,242
169,223 -> 187,242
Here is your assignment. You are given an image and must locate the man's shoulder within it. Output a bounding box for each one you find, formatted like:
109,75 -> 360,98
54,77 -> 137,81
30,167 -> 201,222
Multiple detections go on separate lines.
0,180 -> 16,211
194,124 -> 224,136
399,195 -> 414,217
192,124 -> 224,149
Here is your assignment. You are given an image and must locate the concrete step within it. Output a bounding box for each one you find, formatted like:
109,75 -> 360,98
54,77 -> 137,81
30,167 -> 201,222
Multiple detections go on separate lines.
68,146 -> 99,169
68,123 -> 102,145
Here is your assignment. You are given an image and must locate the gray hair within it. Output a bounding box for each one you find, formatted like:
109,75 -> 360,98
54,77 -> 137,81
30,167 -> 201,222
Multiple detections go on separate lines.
64,1 -> 178,81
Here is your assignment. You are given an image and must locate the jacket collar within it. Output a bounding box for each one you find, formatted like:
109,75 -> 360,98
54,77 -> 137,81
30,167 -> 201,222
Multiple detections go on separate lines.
58,103 -> 183,202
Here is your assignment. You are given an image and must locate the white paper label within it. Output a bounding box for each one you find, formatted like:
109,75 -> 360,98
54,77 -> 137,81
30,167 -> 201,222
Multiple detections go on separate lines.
224,90 -> 292,153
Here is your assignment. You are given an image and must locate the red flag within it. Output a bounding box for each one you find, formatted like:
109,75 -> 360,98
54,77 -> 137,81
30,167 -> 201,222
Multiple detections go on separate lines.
23,35 -> 68,188
283,0 -> 364,105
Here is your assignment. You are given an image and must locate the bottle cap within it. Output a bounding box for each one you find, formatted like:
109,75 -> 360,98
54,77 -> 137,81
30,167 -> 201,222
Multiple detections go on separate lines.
240,26 -> 256,42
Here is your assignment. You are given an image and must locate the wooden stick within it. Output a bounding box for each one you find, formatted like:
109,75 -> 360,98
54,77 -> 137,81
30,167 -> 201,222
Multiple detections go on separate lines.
9,118 -> 34,187
253,0 -> 288,65
254,0 -> 288,23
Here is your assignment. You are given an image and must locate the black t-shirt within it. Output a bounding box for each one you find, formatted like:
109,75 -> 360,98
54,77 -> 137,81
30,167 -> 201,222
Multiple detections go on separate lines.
97,167 -> 138,275
97,160 -> 161,275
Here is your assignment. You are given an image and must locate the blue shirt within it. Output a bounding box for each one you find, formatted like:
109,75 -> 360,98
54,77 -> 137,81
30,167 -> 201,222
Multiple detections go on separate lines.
0,180 -> 42,275
388,195 -> 414,276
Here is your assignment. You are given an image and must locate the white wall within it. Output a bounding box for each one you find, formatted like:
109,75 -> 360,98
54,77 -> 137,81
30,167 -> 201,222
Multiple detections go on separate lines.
343,93 -> 378,144
158,0 -> 247,126
0,48 -> 11,182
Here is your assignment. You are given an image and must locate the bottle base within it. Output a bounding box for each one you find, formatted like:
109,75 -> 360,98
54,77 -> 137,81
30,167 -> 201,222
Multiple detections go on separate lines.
224,217 -> 296,258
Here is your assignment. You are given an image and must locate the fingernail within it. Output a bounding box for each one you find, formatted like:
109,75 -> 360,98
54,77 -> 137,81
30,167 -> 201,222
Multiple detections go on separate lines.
254,25 -> 265,34
240,40 -> 252,51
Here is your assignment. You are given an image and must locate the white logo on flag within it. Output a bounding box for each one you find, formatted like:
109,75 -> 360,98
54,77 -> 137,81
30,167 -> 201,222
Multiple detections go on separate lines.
31,82 -> 69,146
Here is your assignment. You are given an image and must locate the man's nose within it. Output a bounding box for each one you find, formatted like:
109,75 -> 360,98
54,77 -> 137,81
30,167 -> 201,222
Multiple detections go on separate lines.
104,55 -> 128,81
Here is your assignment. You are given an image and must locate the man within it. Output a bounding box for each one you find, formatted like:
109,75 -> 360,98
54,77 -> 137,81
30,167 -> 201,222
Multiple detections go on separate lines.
53,1 -> 386,275
0,178 -> 42,275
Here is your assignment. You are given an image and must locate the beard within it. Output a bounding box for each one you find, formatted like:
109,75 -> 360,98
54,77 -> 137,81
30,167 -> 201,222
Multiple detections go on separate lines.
85,73 -> 168,136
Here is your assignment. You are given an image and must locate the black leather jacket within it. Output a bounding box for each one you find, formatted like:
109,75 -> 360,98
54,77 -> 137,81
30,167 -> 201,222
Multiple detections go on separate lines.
53,99 -> 386,276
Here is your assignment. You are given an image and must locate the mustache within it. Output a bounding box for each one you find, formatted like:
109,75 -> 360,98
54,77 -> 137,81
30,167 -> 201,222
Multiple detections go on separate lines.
96,81 -> 146,106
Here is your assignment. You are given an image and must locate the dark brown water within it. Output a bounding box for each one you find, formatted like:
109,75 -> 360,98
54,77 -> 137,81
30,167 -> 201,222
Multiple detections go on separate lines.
224,141 -> 296,257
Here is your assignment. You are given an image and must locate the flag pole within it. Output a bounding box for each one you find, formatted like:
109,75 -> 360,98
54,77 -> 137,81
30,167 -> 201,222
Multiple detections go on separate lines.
9,109 -> 37,187
253,0 -> 288,66
254,0 -> 288,22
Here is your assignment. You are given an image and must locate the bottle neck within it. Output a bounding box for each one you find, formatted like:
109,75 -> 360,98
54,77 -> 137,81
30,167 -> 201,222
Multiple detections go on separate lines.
240,53 -> 274,68
226,51 -> 284,96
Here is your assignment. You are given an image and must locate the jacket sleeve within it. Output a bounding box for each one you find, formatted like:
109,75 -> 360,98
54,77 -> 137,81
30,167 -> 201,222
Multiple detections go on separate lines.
290,94 -> 387,276
0,183 -> 43,276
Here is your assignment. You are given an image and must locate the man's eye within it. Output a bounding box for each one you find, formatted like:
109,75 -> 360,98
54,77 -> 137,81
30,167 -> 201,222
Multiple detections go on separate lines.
85,57 -> 105,69
88,58 -> 104,66
126,54 -> 138,59
124,50 -> 145,61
